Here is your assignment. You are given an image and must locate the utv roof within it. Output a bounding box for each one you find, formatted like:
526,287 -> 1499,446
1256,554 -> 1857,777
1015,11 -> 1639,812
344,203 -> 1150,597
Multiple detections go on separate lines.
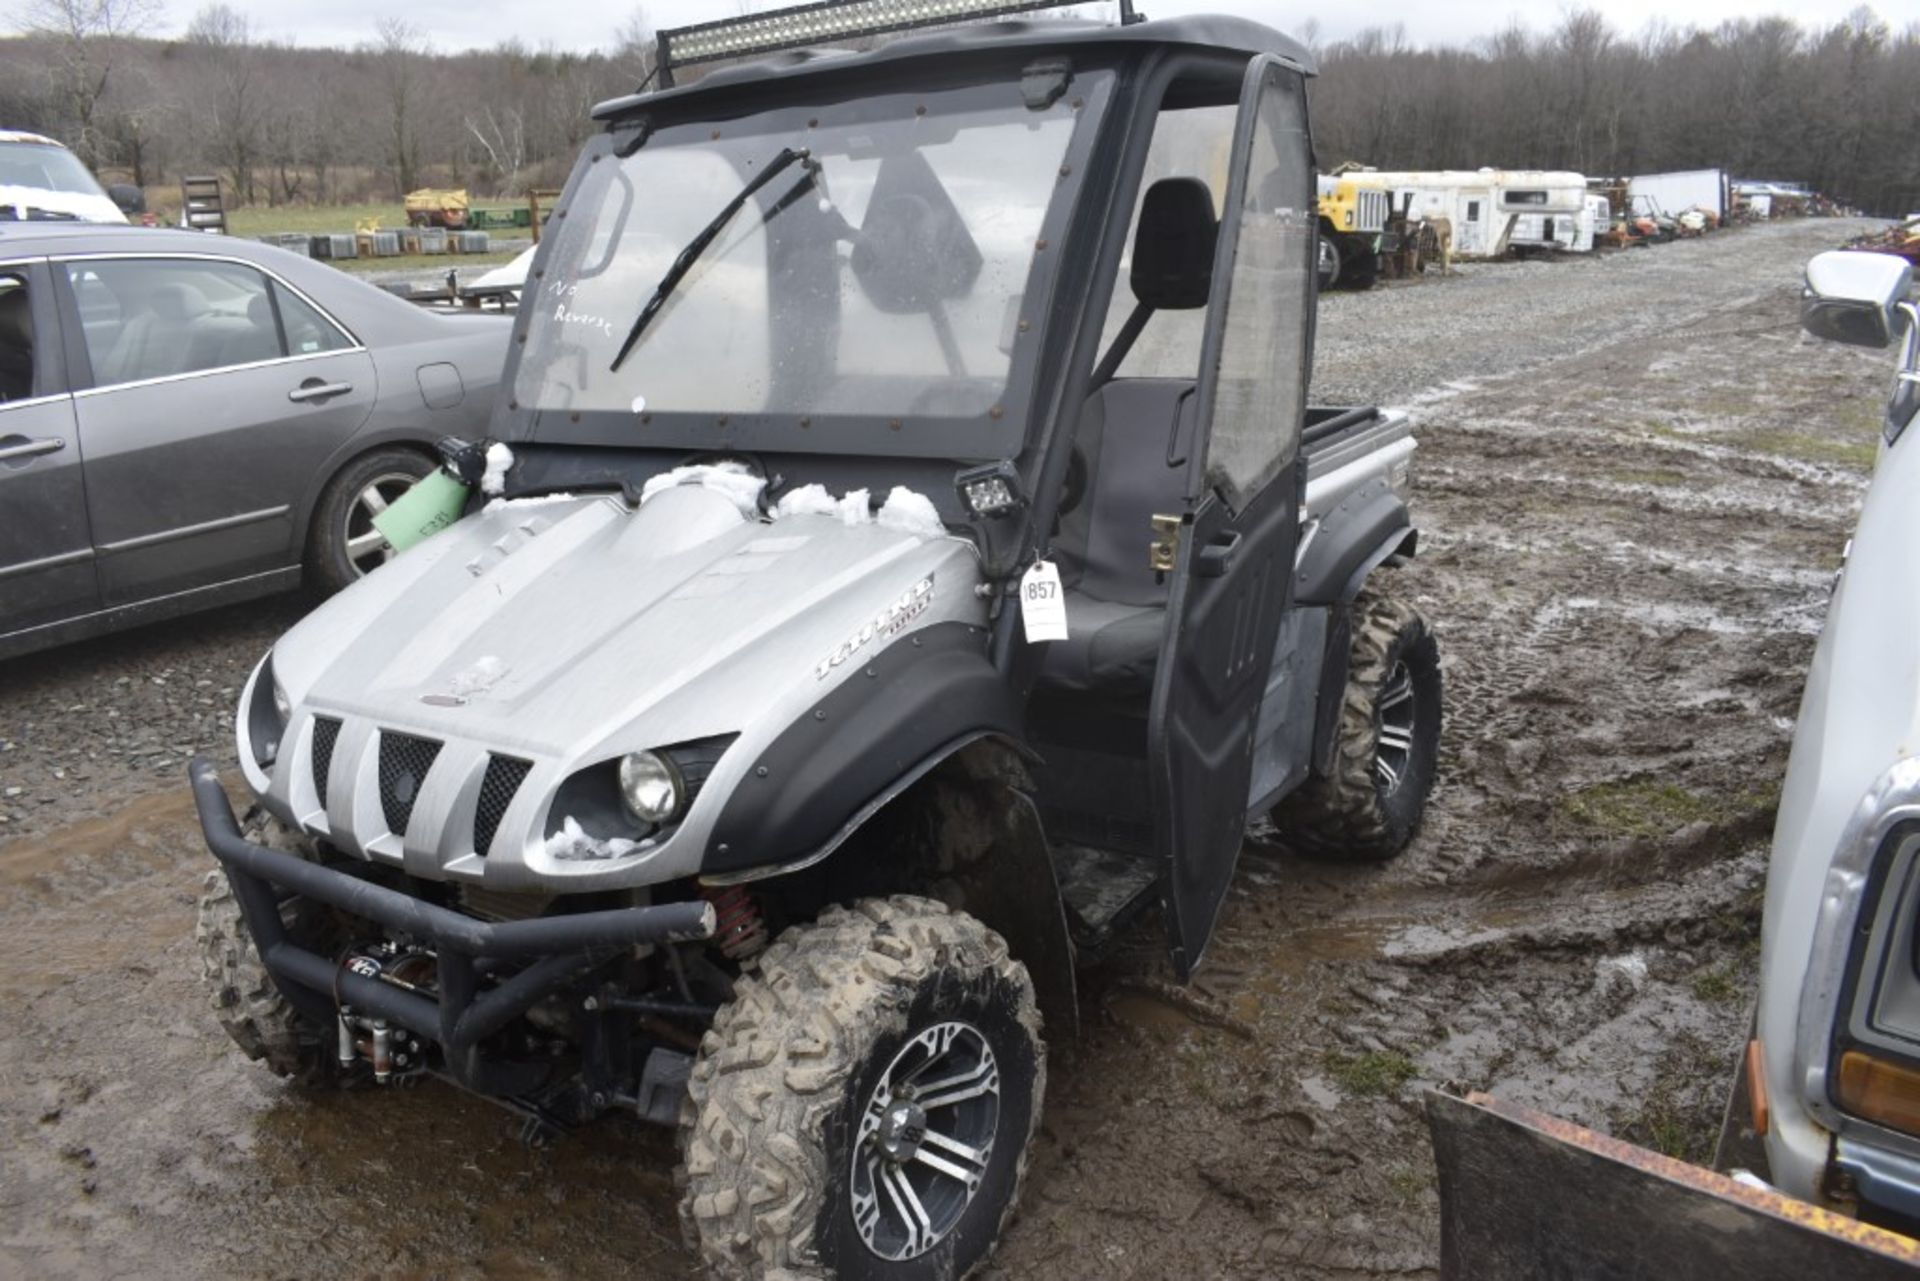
591,14 -> 1315,121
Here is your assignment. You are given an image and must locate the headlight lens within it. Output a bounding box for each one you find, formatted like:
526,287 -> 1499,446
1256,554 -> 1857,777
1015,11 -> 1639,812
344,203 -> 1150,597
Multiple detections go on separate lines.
272,677 -> 292,724
618,750 -> 684,824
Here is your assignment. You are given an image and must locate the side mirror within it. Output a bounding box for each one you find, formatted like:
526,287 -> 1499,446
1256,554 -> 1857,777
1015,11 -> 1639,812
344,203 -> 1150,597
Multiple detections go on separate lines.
1802,250 -> 1912,349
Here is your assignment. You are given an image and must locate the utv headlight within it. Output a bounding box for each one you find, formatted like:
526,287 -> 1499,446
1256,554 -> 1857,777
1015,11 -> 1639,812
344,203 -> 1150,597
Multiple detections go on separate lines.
619,750 -> 685,824
272,677 -> 292,724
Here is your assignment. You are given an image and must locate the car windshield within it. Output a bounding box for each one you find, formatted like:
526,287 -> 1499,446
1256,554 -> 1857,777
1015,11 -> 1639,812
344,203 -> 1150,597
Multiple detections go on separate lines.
0,142 -> 107,196
512,71 -> 1109,453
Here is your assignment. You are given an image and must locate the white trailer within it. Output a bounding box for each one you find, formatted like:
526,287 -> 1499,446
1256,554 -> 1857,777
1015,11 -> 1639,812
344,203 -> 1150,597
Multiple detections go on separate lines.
1348,168 -> 1588,260
1628,168 -> 1730,222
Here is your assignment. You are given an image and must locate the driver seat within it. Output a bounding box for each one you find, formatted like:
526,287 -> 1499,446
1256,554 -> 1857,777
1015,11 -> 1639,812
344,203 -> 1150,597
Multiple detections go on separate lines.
1039,177 -> 1217,694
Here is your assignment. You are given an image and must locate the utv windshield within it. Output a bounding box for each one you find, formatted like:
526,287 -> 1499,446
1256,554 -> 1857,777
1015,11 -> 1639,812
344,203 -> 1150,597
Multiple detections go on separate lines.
0,142 -> 109,196
513,71 -> 1111,457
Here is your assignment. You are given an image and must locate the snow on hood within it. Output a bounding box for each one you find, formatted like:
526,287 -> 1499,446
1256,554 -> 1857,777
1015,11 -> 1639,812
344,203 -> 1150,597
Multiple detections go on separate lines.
271,483 -> 972,762
480,442 -> 515,496
638,467 -> 950,538
0,185 -> 125,224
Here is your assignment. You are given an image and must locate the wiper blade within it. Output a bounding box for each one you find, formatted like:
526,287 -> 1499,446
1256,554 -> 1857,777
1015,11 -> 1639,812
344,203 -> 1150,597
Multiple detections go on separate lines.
609,146 -> 812,372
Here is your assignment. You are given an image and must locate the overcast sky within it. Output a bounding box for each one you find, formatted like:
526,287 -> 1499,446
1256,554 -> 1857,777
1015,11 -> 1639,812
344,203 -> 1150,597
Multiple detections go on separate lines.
134,0 -> 1918,55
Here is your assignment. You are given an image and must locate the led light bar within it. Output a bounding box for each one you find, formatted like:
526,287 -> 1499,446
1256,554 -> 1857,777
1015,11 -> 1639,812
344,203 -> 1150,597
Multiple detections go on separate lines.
656,0 -> 1135,86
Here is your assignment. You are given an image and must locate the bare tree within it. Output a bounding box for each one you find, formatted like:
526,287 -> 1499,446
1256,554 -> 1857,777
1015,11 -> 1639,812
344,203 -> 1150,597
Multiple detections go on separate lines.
615,6 -> 656,85
373,16 -> 426,198
11,0 -> 162,168
185,3 -> 261,202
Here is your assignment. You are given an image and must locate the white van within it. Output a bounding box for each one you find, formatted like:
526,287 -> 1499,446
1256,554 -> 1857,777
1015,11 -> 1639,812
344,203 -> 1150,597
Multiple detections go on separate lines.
0,131 -> 128,224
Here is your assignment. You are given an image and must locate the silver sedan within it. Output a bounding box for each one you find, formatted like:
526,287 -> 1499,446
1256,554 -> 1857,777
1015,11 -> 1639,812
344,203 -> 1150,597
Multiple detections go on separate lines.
0,225 -> 510,659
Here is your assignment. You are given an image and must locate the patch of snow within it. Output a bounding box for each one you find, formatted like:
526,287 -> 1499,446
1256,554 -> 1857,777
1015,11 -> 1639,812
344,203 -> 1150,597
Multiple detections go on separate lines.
639,461 -> 765,518
876,486 -> 946,538
447,655 -> 509,698
772,483 -> 838,519
836,487 -> 873,526
480,441 -> 515,496
544,815 -> 653,862
482,492 -> 576,512
766,482 -> 950,540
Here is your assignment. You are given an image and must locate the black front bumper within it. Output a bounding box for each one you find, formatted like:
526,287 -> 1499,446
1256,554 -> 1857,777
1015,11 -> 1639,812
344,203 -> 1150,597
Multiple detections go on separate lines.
191,758 -> 715,1089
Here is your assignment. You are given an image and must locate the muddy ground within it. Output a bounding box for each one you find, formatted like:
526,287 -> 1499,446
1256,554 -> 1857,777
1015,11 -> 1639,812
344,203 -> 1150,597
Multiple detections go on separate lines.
0,217 -> 1889,1278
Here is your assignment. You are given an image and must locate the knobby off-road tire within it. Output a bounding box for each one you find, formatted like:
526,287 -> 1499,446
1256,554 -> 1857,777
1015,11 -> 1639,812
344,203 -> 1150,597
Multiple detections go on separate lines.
679,896 -> 1044,1281
194,808 -> 339,1083
1275,592 -> 1442,862
304,446 -> 436,596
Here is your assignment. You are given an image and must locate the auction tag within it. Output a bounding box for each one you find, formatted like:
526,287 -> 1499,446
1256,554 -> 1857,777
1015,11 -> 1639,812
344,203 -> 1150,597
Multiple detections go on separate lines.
1020,560 -> 1068,643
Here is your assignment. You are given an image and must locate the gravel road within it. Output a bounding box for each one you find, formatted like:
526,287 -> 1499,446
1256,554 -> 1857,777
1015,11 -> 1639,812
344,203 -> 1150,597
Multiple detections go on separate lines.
0,216 -> 1885,1278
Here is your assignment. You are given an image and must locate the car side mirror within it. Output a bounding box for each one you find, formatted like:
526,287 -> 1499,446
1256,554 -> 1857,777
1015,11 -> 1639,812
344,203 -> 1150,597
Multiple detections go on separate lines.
1802,250 -> 1912,349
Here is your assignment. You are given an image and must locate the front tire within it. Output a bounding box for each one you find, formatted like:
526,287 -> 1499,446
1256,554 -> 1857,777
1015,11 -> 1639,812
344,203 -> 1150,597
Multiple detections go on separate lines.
1274,592 -> 1442,861
194,809 -> 340,1082
304,446 -> 435,595
679,897 -> 1044,1280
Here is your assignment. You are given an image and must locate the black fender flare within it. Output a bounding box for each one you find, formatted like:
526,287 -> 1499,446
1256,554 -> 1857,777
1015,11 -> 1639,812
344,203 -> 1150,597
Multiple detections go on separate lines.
1299,481 -> 1419,776
703,625 -> 1076,1034
1294,475 -> 1418,606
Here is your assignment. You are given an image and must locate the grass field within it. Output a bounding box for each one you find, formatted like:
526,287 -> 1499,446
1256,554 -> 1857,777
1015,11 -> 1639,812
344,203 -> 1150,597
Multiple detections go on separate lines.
220,204 -> 523,278
225,203 -> 408,237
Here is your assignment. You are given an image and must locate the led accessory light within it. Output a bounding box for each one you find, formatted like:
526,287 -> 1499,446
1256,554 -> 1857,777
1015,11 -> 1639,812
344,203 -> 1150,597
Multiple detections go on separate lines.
657,0 -> 1108,84
619,750 -> 686,824
955,460 -> 1026,517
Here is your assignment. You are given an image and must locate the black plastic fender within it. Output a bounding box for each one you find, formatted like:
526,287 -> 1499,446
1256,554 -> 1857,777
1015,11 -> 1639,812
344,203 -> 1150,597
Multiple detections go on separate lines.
705,622 -> 1022,876
1298,478 -> 1419,777
1294,475 -> 1417,605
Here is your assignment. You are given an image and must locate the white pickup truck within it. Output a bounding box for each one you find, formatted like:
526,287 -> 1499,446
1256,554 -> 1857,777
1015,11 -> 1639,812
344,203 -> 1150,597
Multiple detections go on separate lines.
1756,248 -> 1920,1234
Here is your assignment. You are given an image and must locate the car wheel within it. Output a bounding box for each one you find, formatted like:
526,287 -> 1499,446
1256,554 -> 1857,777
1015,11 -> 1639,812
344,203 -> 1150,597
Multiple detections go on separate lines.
306,447 -> 435,595
679,896 -> 1044,1280
1272,591 -> 1442,862
195,808 -> 347,1085
1317,236 -> 1340,291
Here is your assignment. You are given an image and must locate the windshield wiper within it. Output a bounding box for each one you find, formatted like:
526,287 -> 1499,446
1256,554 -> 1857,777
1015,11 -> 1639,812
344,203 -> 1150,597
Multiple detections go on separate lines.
609,146 -> 812,372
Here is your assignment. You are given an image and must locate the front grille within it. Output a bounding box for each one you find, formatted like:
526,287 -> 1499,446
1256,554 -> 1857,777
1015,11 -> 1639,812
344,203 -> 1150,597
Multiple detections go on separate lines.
311,717 -> 341,806
1358,188 -> 1389,233
473,754 -> 532,857
377,732 -> 443,838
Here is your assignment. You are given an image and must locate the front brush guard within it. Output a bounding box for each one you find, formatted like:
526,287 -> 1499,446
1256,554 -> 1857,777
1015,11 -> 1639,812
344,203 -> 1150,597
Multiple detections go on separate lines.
190,758 -> 715,1093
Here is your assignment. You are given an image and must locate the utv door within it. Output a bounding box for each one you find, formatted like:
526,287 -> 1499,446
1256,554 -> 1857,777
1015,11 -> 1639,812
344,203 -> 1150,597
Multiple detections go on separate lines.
1149,55 -> 1314,980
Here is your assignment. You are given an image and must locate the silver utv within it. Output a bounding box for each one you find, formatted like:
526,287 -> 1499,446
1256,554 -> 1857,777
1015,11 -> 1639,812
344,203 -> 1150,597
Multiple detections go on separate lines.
191,8 -> 1441,1278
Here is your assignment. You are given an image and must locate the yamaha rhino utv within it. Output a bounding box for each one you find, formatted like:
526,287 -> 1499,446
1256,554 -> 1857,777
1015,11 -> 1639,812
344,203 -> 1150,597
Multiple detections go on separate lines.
191,4 -> 1441,1276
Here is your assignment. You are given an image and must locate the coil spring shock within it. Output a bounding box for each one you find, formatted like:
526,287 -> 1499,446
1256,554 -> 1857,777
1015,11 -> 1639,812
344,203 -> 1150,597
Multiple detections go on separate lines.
701,885 -> 768,960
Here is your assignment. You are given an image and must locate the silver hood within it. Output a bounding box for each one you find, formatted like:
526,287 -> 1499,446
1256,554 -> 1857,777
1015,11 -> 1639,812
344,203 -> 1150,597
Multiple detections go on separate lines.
245,484 -> 988,891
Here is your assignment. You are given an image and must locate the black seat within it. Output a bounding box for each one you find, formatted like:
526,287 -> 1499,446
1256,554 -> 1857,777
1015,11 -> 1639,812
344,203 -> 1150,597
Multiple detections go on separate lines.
1039,177 -> 1218,694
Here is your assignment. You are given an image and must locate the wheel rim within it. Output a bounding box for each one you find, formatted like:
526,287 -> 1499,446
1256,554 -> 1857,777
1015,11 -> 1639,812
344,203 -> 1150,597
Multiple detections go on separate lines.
850,1020 -> 1000,1262
1374,658 -> 1418,795
342,471 -> 420,577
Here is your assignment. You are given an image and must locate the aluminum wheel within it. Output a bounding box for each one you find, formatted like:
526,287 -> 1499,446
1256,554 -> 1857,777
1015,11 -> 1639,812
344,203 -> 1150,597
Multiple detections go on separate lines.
850,1020 -> 1000,1262
1374,658 -> 1418,795
341,471 -> 418,577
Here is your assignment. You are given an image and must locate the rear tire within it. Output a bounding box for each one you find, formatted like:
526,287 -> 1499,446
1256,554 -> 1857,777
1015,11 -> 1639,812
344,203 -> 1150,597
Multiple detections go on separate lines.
1274,592 -> 1441,862
195,809 -> 341,1083
678,896 -> 1044,1280
304,446 -> 435,595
